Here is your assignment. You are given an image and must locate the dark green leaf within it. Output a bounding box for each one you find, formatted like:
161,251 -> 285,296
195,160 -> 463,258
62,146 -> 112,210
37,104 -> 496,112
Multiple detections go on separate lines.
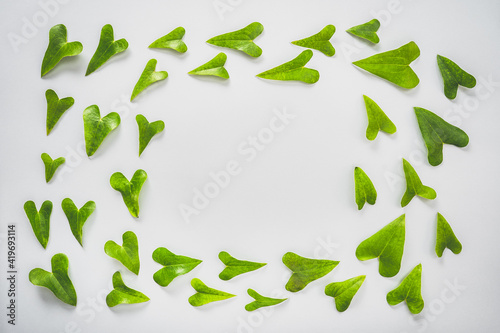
188,278 -> 235,307
256,50 -> 319,84
136,114 -> 165,156
436,213 -> 462,257
131,59 -> 168,101
104,231 -> 140,275
218,251 -> 266,281
83,105 -> 121,157
282,252 -> 339,292
61,198 -> 96,246
387,264 -> 424,314
188,52 -> 229,79
437,55 -> 476,99
41,24 -> 83,77
324,275 -> 366,312
291,25 -> 336,56
206,22 -> 263,57
346,19 -> 380,44
245,289 -> 287,311
86,24 -> 128,76
401,158 -> 437,207
149,27 -> 187,53
106,271 -> 149,307
152,247 -> 202,287
24,200 -> 52,249
110,169 -> 147,218
41,153 -> 65,183
363,95 -> 396,140
45,89 -> 74,135
354,167 -> 377,210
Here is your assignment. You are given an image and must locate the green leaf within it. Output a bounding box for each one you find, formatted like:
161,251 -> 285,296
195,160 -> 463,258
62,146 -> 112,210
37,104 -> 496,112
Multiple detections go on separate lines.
131,59 -> 168,101
41,153 -> 65,183
437,55 -> 476,100
29,253 -> 77,306
401,159 -> 437,207
136,114 -> 165,156
188,278 -> 235,307
291,25 -> 336,56
346,19 -> 380,44
387,264 -> 424,314
282,252 -> 339,292
152,247 -> 202,287
188,52 -> 229,79
256,50 -> 319,84
106,271 -> 149,307
24,200 -> 52,249
355,214 -> 405,278
324,275 -> 366,312
206,22 -> 263,57
86,24 -> 128,76
61,198 -> 96,246
352,41 -> 420,89
218,251 -> 266,281
104,231 -> 140,275
245,289 -> 287,311
354,167 -> 377,210
414,107 -> 469,166
149,27 -> 187,53
363,95 -> 396,140
436,213 -> 462,257
45,89 -> 74,135
83,105 -> 121,157
110,169 -> 147,218
41,24 -> 83,77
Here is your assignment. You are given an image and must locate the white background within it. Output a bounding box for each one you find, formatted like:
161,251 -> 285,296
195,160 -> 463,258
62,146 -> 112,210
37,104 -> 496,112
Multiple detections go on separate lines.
1,0 -> 500,332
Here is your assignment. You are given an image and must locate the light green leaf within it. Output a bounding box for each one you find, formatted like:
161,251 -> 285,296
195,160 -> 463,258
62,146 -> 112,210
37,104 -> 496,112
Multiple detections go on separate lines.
188,52 -> 229,79
401,158 -> 437,207
41,153 -> 65,183
324,275 -> 366,312
29,253 -> 77,306
346,19 -> 380,44
83,105 -> 121,157
41,24 -> 83,77
188,278 -> 235,307
437,55 -> 476,100
61,198 -> 96,246
354,167 -> 377,210
110,169 -> 147,218
256,50 -> 319,84
218,251 -> 266,281
104,231 -> 140,275
282,252 -> 339,292
353,41 -> 420,89
387,264 -> 424,314
414,107 -> 469,166
206,22 -> 263,57
355,214 -> 405,278
24,200 -> 52,249
86,24 -> 128,76
45,89 -> 74,135
106,271 -> 149,307
291,25 -> 336,56
131,59 -> 168,101
152,247 -> 202,287
363,95 -> 396,140
136,114 -> 165,156
149,27 -> 187,53
436,213 -> 462,257
245,289 -> 287,311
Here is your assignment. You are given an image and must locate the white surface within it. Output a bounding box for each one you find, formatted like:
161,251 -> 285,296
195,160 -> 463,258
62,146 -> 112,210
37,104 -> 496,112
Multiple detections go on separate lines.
1,0 -> 500,332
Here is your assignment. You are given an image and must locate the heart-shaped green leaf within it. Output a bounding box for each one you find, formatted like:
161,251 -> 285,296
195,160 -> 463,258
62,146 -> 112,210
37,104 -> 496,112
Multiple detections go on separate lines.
41,24 -> 83,77
346,19 -> 380,44
188,278 -> 235,307
188,52 -> 229,79
110,169 -> 147,218
106,271 -> 149,307
257,50 -> 319,84
29,253 -> 77,306
436,213 -> 462,257
152,247 -> 202,287
437,55 -> 476,100
149,27 -> 187,53
24,200 -> 52,249
325,275 -> 366,312
353,41 -> 420,89
206,22 -> 263,57
41,153 -> 65,183
401,159 -> 437,207
355,214 -> 405,277
414,107 -> 469,166
86,24 -> 128,76
218,251 -> 266,281
61,198 -> 96,246
104,231 -> 140,275
363,95 -> 396,140
354,167 -> 377,210
131,59 -> 168,101
291,25 -> 336,56
45,89 -> 74,135
136,114 -> 165,156
282,252 -> 339,292
83,105 -> 121,157
387,264 -> 424,314
245,289 -> 287,312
